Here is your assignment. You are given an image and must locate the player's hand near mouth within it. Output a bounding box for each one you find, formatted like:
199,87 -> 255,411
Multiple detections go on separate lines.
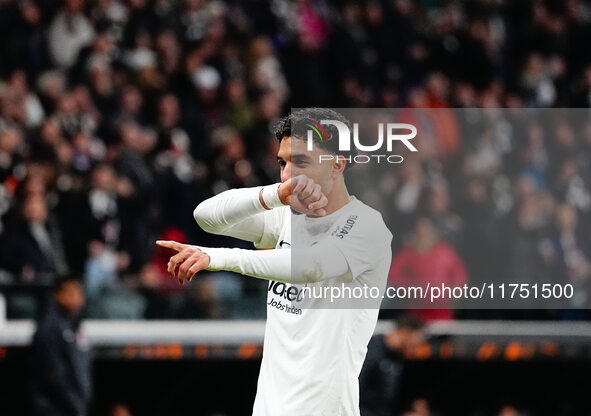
277,174 -> 328,217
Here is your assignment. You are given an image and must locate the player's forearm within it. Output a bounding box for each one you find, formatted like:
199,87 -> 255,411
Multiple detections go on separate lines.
193,184 -> 282,234
201,243 -> 351,284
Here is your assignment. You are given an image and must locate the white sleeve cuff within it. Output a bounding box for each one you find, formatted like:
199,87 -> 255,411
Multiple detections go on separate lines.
197,246 -> 227,270
261,183 -> 284,209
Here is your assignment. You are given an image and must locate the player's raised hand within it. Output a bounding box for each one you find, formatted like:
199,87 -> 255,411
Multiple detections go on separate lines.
278,174 -> 328,217
155,240 -> 210,285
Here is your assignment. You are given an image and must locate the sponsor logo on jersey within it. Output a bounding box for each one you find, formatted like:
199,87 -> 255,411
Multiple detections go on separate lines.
331,215 -> 358,239
268,281 -> 306,302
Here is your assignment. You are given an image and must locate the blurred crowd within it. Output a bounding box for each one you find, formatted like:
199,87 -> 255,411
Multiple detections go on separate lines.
1,0 -> 591,319
358,108 -> 591,321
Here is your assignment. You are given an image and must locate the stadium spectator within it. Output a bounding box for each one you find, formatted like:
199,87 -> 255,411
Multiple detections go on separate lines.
498,194 -> 550,287
388,216 -> 468,320
541,202 -> 591,319
0,192 -> 68,284
58,163 -> 122,274
0,124 -> 24,184
107,403 -> 133,416
48,0 -> 95,70
401,398 -> 435,416
496,405 -> 530,416
359,314 -> 425,416
29,276 -> 91,416
425,178 -> 463,250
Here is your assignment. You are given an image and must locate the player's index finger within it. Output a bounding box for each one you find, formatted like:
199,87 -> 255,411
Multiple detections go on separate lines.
156,240 -> 185,252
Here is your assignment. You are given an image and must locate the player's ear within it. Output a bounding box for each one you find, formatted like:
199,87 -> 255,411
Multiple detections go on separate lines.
332,155 -> 346,176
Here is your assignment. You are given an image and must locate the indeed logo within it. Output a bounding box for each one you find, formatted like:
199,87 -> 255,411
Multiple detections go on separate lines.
268,281 -> 306,302
306,119 -> 418,164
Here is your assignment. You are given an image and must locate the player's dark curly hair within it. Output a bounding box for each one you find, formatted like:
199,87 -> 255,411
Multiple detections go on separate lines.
272,108 -> 357,170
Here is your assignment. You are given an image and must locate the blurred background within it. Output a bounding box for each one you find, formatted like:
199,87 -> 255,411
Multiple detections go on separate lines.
1,0 -> 591,415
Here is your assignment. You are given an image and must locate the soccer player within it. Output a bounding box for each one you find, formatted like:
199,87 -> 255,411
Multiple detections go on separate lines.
157,108 -> 392,416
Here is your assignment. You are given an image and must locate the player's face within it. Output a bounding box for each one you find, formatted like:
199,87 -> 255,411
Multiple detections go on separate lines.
277,136 -> 336,191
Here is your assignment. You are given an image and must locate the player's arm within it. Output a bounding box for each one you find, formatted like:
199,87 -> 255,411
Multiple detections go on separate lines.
156,239 -> 353,285
193,175 -> 327,243
192,184 -> 283,244
158,206 -> 391,285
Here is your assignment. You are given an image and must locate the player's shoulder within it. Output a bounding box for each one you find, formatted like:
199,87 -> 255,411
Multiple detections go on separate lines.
333,197 -> 393,242
349,198 -> 392,236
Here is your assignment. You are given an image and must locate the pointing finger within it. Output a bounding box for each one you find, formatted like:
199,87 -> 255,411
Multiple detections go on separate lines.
156,240 -> 187,252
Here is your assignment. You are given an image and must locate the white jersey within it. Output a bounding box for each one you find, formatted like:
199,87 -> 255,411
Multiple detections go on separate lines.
194,187 -> 393,416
